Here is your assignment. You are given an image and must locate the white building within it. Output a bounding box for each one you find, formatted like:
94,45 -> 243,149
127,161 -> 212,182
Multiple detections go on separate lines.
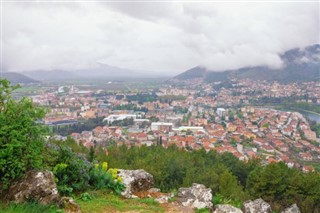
151,122 -> 173,131
104,114 -> 136,124
216,108 -> 226,117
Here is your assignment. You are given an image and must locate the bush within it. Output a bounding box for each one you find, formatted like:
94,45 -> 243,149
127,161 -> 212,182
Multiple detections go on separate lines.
80,192 -> 93,202
0,80 -> 46,189
212,193 -> 242,209
89,163 -> 125,194
53,146 -> 92,196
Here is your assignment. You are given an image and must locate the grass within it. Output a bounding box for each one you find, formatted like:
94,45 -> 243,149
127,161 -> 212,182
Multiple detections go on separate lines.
76,190 -> 165,213
0,191 -> 165,213
195,208 -> 211,213
0,202 -> 63,213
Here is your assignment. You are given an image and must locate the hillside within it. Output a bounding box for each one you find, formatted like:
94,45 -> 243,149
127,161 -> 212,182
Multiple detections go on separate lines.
173,44 -> 320,83
23,70 -> 78,82
1,72 -> 39,84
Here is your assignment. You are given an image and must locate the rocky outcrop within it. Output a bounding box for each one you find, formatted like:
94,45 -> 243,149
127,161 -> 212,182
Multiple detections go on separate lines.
177,183 -> 213,209
244,198 -> 272,213
281,204 -> 301,213
214,204 -> 243,213
117,169 -> 154,198
59,196 -> 81,213
7,170 -> 60,205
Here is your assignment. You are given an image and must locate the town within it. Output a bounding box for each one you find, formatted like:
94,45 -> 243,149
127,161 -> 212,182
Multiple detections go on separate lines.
25,79 -> 320,173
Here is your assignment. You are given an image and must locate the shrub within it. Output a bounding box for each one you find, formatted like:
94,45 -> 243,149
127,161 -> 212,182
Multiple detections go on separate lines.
0,80 -> 46,189
80,192 -> 93,202
212,193 -> 242,209
53,146 -> 92,196
89,163 -> 125,194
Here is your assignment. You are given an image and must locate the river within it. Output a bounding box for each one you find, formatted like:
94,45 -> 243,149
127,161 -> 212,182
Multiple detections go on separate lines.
298,110 -> 320,124
253,105 -> 320,124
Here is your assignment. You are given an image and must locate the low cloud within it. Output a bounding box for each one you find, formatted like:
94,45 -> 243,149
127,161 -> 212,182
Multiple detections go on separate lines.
2,1 -> 319,74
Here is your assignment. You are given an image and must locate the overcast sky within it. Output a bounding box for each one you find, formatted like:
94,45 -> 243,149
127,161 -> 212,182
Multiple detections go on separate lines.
2,1 -> 319,74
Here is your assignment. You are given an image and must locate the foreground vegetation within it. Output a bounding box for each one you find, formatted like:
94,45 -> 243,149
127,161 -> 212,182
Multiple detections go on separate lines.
76,190 -> 164,213
97,145 -> 320,212
0,190 -> 165,213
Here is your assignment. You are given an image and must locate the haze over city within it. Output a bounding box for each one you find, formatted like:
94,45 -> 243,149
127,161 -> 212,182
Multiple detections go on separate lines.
2,1 -> 319,75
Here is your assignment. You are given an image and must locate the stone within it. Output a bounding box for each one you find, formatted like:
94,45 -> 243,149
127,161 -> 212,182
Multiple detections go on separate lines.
177,183 -> 213,209
59,196 -> 81,213
154,193 -> 174,204
7,170 -> 60,205
148,188 -> 161,193
117,169 -> 154,198
244,198 -> 272,213
214,204 -> 243,213
281,204 -> 301,213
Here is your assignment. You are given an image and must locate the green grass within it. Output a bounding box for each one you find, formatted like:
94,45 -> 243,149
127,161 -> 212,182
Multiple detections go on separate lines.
76,190 -> 165,213
0,202 -> 63,213
195,208 -> 211,213
0,191 -> 165,213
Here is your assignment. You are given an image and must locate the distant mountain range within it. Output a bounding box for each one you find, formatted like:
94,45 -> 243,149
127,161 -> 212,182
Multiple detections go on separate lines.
174,44 -> 320,83
1,72 -> 39,84
22,70 -> 79,82
21,64 -> 157,82
2,44 -> 319,83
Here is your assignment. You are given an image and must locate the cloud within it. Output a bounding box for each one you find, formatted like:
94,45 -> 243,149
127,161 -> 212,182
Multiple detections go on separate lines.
2,1 -> 319,74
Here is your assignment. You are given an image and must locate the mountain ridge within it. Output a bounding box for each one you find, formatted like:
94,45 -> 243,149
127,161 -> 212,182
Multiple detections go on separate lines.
1,72 -> 39,84
173,44 -> 320,83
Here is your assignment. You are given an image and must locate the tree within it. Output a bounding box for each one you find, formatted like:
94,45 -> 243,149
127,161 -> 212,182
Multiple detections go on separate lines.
218,170 -> 245,202
88,145 -> 95,162
0,80 -> 46,189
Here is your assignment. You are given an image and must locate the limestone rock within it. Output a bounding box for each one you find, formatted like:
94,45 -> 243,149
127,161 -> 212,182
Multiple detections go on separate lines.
148,188 -> 161,193
117,169 -> 154,198
281,204 -> 301,213
154,193 -> 174,204
244,198 -> 272,213
7,170 -> 60,205
214,204 -> 243,213
177,183 -> 213,209
59,196 -> 81,213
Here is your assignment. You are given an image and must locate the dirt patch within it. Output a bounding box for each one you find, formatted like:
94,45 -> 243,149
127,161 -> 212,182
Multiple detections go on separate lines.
133,191 -> 166,198
161,202 -> 194,213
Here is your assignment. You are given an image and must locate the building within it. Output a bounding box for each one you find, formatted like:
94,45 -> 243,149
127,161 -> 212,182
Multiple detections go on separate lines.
151,122 -> 173,132
216,108 -> 226,117
104,114 -> 136,124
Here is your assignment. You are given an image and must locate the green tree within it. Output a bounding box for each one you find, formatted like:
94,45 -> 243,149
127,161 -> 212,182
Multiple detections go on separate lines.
0,79 -> 46,189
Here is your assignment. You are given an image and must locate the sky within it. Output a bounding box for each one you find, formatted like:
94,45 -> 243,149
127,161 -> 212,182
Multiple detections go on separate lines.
1,1 -> 319,75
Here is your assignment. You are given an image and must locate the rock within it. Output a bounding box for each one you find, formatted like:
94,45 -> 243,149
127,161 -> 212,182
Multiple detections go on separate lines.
148,188 -> 161,193
154,193 -> 174,204
59,196 -> 81,213
177,183 -> 213,209
244,198 -> 272,213
214,204 -> 243,213
117,169 -> 154,198
7,170 -> 60,205
281,204 -> 301,213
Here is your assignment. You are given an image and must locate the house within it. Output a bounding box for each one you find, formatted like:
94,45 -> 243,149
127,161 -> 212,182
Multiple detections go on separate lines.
261,145 -> 274,153
303,130 -> 317,141
299,152 -> 313,161
302,165 -> 315,173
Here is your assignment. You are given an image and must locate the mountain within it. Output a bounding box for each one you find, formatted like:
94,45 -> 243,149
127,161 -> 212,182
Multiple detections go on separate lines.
174,66 -> 208,80
21,64 -> 158,81
1,72 -> 39,84
23,70 -> 78,81
74,64 -> 154,79
173,44 -> 320,83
